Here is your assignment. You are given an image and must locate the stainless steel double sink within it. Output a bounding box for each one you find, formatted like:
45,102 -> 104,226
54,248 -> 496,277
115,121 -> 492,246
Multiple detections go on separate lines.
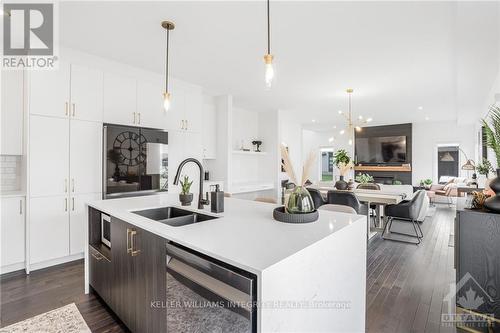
131,207 -> 218,227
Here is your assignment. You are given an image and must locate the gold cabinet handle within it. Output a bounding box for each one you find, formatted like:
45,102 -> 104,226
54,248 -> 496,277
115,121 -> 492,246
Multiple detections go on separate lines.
180,120 -> 184,130
72,103 -> 76,117
72,197 -> 75,211
72,178 -> 75,192
126,228 -> 132,253
185,119 -> 188,130
91,252 -> 103,261
64,198 -> 68,212
65,102 -> 69,116
130,230 -> 141,256
64,179 -> 68,193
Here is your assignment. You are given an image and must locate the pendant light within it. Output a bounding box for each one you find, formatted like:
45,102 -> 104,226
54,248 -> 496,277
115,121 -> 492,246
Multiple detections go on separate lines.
161,21 -> 175,111
264,0 -> 275,89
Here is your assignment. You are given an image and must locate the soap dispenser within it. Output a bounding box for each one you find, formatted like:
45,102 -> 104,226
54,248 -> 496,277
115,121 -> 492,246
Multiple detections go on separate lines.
210,184 -> 224,213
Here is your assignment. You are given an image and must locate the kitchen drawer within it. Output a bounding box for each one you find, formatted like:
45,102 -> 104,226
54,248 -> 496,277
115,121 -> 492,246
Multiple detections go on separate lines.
89,245 -> 111,303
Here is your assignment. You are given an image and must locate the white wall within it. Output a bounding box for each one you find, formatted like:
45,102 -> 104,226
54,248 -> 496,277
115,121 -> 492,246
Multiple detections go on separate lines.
278,111 -> 303,182
412,120 -> 477,185
302,130 -> 355,183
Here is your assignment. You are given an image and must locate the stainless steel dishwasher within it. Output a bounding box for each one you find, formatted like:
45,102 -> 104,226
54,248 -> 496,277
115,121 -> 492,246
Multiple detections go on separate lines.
166,242 -> 257,333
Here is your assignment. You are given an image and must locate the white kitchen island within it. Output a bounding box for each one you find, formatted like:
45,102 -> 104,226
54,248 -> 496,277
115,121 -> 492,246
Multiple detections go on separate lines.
86,194 -> 366,332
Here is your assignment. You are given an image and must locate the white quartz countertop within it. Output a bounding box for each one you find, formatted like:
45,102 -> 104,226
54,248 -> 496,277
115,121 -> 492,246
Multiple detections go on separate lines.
87,193 -> 365,274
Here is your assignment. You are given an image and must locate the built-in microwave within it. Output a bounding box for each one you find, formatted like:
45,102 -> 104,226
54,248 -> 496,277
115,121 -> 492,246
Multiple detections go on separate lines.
101,214 -> 111,248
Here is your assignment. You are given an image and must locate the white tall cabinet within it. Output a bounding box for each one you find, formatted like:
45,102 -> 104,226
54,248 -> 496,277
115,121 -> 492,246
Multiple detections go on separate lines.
28,63 -> 103,269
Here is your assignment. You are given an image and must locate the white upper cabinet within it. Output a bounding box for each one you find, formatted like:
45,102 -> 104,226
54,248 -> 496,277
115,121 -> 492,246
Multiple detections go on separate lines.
1,197 -> 25,269
103,72 -> 137,126
137,78 -> 168,129
30,62 -> 70,118
29,115 -> 69,197
184,88 -> 202,133
70,64 -> 103,122
1,71 -> 24,155
166,83 -> 185,131
70,120 -> 102,194
202,98 -> 216,159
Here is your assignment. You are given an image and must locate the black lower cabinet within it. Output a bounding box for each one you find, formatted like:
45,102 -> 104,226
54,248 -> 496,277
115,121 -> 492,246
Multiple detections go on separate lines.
456,208 -> 500,332
89,215 -> 166,333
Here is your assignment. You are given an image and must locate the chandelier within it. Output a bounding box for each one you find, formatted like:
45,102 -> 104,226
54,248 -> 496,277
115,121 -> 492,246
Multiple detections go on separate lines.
337,89 -> 372,145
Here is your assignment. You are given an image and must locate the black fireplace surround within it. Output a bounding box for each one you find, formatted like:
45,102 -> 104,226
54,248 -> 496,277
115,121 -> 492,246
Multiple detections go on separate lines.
354,123 -> 412,185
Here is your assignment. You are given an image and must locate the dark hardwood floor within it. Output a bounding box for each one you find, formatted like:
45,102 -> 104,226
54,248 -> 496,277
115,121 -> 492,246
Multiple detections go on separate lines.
0,206 -> 456,332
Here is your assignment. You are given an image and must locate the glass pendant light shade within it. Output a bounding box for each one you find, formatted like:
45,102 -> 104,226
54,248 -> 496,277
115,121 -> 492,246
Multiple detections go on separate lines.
163,92 -> 171,111
264,54 -> 275,88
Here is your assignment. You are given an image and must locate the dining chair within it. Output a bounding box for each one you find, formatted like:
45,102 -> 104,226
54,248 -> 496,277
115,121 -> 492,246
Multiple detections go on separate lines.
382,190 -> 426,245
356,183 -> 380,225
318,204 -> 357,214
307,188 -> 326,209
327,190 -> 367,215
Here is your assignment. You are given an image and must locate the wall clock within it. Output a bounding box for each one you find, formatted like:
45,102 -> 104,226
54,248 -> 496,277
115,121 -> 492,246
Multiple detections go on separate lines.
113,131 -> 147,166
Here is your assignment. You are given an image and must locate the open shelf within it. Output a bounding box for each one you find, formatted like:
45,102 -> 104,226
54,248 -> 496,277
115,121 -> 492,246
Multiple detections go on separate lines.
232,150 -> 268,156
354,165 -> 412,172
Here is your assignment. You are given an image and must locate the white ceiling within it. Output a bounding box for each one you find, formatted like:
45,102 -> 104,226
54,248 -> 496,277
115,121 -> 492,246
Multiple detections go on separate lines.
60,1 -> 500,130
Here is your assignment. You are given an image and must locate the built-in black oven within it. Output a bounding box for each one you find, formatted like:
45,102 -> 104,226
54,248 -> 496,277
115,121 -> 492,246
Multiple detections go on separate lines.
103,124 -> 168,199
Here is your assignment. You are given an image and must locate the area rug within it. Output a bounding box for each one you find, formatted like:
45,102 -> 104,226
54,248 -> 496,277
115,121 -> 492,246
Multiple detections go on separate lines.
0,303 -> 90,333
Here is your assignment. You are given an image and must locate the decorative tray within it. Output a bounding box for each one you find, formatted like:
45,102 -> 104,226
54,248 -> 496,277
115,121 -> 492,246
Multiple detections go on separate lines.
273,206 -> 319,224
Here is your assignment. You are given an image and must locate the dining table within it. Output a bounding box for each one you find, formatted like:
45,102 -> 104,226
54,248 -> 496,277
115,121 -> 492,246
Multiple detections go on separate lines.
307,185 -> 407,240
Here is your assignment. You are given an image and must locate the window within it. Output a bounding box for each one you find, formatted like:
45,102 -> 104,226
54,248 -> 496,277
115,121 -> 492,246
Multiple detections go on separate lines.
437,146 -> 459,179
320,148 -> 334,181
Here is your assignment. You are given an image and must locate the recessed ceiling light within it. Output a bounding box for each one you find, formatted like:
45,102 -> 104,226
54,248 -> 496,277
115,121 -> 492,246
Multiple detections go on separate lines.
328,137 -> 334,143
332,125 -> 337,129
338,110 -> 343,115
418,106 -> 424,110
358,115 -> 363,120
355,126 -> 362,132
312,119 -> 316,123
425,116 -> 430,121
339,130 -> 345,135
366,117 -> 373,123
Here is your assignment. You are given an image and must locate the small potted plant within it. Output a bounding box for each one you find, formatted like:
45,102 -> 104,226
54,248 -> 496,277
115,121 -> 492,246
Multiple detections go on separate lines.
355,173 -> 374,184
420,179 -> 433,190
333,149 -> 353,190
476,158 -> 495,187
179,175 -> 194,206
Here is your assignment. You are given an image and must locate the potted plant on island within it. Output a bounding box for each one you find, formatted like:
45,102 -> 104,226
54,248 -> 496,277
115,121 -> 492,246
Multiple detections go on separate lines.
333,149 -> 353,190
482,105 -> 500,211
179,175 -> 194,206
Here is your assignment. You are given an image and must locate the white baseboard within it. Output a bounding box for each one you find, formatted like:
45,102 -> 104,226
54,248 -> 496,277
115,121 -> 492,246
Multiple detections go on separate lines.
0,262 -> 26,275
29,253 -> 84,272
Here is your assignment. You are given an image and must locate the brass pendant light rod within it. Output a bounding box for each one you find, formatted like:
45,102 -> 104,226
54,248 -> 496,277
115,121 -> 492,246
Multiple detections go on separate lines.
267,0 -> 271,55
162,21 -> 175,94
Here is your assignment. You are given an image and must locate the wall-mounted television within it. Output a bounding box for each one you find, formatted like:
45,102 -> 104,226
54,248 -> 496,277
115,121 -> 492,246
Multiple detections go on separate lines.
355,136 -> 407,164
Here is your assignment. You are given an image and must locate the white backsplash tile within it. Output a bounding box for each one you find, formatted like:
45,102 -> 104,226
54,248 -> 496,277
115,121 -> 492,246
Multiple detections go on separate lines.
0,155 -> 22,191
